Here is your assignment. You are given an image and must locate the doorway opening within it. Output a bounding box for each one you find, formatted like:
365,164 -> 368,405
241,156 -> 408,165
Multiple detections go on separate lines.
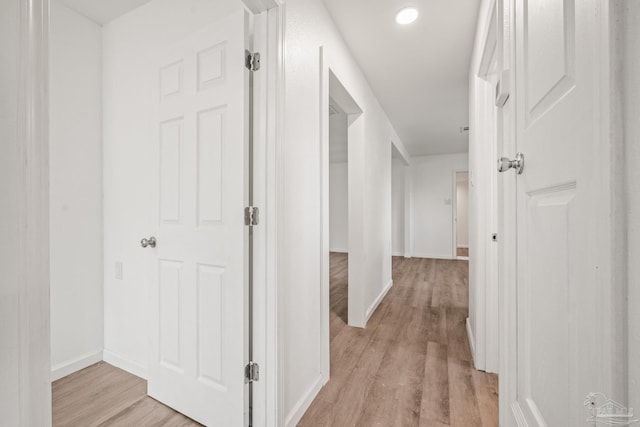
454,171 -> 470,260
47,0 -> 280,425
328,98 -> 349,327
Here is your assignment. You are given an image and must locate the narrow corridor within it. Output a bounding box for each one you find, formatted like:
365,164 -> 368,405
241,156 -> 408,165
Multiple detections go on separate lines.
299,254 -> 498,426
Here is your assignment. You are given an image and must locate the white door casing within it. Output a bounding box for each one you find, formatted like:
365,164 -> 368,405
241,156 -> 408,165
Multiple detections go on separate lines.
510,0 -> 617,425
147,10 -> 249,426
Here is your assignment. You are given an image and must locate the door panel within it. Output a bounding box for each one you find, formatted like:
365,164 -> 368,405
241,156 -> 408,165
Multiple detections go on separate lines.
524,0 -> 575,122
521,184 -> 575,426
513,0 -> 612,425
149,10 -> 248,426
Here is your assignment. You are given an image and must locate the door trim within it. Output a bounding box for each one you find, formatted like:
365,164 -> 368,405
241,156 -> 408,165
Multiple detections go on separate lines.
250,3 -> 285,426
452,169 -> 469,261
15,0 -> 51,424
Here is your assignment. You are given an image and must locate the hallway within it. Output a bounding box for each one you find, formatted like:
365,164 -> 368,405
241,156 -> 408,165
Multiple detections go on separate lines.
299,254 -> 497,426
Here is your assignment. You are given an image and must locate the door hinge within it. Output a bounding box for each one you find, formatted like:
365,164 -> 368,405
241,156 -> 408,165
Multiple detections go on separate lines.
245,361 -> 260,382
244,206 -> 259,226
245,50 -> 261,72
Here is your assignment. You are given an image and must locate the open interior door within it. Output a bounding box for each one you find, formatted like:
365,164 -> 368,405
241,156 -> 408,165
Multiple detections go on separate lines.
507,0 -> 621,425
147,9 -> 249,426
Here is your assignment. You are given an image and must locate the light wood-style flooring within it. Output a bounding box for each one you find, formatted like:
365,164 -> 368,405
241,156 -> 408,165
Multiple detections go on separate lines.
456,247 -> 469,257
52,362 -> 201,426
298,253 -> 498,427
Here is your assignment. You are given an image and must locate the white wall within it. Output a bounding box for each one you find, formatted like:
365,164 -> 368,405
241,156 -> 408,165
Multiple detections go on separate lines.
0,0 -> 22,421
282,0 -> 406,423
409,153 -> 468,259
391,159 -> 405,256
102,0 -> 243,378
456,179 -> 469,248
329,162 -> 348,252
49,0 -> 104,381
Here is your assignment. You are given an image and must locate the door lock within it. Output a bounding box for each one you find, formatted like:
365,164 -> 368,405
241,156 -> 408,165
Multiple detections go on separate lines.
498,152 -> 525,174
140,236 -> 157,248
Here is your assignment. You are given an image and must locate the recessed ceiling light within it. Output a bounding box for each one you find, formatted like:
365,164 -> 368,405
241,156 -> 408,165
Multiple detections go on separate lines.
395,7 -> 419,25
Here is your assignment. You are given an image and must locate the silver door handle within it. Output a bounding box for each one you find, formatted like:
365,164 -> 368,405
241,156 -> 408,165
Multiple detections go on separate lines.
140,236 -> 157,248
498,152 -> 524,174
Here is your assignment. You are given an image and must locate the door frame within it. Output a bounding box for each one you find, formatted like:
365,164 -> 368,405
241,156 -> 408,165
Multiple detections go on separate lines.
452,169 -> 469,261
469,0 -> 500,375
249,3 -> 286,426
13,0 -> 51,424
21,0 -> 285,425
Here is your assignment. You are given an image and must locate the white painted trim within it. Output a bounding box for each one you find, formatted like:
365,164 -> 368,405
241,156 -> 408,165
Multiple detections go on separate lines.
330,248 -> 349,253
365,280 -> 393,322
51,351 -> 103,382
266,4 -> 286,427
392,251 -> 405,257
319,46 -> 331,387
255,4 -> 284,427
403,165 -> 412,258
284,374 -> 324,427
452,169 -> 469,260
457,245 -> 469,249
496,0 -> 519,423
470,0 -> 499,375
18,0 -> 51,424
457,256 -> 470,261
510,402 -> 528,427
466,318 -> 476,366
103,349 -> 148,380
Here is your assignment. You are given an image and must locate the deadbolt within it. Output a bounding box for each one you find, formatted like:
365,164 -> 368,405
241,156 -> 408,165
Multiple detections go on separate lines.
140,236 -> 157,248
498,152 -> 525,174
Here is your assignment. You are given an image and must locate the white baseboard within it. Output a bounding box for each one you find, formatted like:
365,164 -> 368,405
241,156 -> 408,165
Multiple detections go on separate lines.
457,256 -> 470,261
285,374 -> 324,427
329,248 -> 348,253
457,245 -> 469,249
466,317 -> 476,368
392,251 -> 404,257
51,350 -> 103,381
365,279 -> 393,322
412,252 -> 454,260
103,348 -> 148,380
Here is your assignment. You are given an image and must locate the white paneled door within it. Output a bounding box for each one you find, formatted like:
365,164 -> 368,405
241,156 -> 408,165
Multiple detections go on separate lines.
148,10 -> 249,426
511,0 -> 616,426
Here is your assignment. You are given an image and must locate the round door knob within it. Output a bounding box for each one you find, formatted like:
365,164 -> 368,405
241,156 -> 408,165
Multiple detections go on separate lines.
497,152 -> 525,174
140,236 -> 157,248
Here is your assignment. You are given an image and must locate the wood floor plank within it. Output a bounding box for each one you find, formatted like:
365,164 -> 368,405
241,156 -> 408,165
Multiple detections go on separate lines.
448,357 -> 483,427
472,368 -> 499,427
419,342 -> 450,425
52,362 -> 201,426
96,396 -> 199,427
300,253 -> 498,427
